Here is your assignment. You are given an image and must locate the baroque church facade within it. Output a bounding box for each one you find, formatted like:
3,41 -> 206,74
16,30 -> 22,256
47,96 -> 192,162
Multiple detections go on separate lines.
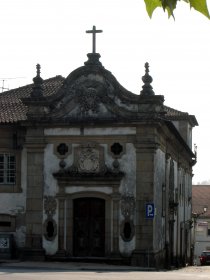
0,28 -> 198,268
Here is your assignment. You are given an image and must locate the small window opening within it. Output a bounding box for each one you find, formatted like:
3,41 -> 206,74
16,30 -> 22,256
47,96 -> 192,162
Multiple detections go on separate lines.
46,221 -> 54,238
111,143 -> 123,156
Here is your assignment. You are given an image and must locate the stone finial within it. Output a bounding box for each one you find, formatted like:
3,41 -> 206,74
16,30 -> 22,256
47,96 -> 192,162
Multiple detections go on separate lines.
140,62 -> 155,96
84,53 -> 103,67
31,64 -> 44,98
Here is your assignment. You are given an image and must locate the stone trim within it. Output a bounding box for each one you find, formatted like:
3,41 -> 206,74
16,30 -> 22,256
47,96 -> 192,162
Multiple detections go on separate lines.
56,192 -> 114,257
53,142 -> 72,159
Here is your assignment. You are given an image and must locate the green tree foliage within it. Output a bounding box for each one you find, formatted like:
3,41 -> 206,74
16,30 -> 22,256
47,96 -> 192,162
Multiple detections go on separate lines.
144,0 -> 210,19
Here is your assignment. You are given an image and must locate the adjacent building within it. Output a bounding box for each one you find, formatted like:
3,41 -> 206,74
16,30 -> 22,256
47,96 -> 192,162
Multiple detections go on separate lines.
192,185 -> 210,265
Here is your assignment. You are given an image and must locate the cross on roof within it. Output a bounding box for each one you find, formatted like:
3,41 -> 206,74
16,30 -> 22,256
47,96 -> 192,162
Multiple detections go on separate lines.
86,25 -> 102,54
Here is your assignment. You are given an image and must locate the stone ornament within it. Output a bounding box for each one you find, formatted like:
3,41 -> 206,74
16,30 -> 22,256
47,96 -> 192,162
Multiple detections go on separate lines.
44,196 -> 57,217
72,79 -> 112,116
120,193 -> 136,242
53,142 -> 125,180
43,196 -> 57,241
78,146 -> 99,173
121,193 -> 135,218
73,143 -> 106,174
77,87 -> 100,114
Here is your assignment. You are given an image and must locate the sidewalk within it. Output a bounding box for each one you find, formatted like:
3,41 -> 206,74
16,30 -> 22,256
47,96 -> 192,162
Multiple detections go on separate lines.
0,260 -> 154,271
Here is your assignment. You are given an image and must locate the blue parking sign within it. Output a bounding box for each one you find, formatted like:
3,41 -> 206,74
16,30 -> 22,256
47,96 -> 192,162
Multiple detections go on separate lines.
146,203 -> 154,219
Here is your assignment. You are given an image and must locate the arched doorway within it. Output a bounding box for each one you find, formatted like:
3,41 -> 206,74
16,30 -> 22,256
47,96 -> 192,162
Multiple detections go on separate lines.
73,197 -> 105,257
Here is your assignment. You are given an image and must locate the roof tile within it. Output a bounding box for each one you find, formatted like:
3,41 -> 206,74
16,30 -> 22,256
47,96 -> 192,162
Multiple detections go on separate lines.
0,76 -> 64,123
192,185 -> 210,217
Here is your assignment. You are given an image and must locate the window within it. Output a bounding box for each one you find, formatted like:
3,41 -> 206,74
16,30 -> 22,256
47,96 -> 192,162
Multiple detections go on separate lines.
0,154 -> 16,184
0,151 -> 21,193
109,142 -> 125,158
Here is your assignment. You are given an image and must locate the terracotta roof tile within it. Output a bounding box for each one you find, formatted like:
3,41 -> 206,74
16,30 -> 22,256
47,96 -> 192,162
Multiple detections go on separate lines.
0,76 -> 64,123
164,105 -> 198,126
192,185 -> 210,217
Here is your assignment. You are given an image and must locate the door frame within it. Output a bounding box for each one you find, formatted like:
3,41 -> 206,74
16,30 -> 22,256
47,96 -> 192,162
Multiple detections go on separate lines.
59,192 -> 113,257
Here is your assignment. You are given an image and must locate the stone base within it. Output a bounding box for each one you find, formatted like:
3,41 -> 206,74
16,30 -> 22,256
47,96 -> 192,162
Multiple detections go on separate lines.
19,247 -> 45,261
131,249 -> 163,269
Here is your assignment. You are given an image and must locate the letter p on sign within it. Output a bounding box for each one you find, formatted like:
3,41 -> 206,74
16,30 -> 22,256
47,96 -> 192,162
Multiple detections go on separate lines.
146,203 -> 154,219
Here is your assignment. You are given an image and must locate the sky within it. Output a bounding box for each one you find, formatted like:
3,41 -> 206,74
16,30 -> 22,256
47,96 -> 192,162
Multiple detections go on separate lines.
0,0 -> 209,184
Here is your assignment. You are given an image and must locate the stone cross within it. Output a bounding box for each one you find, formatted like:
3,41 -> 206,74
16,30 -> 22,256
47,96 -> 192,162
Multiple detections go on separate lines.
86,25 -> 102,54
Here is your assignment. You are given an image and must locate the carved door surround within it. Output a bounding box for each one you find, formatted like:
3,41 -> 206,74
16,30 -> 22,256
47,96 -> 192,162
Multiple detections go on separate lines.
56,191 -> 121,258
53,142 -> 124,258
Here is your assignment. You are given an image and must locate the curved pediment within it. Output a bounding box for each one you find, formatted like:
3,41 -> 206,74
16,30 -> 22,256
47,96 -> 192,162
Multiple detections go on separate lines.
19,54 -> 165,124
47,54 -> 140,122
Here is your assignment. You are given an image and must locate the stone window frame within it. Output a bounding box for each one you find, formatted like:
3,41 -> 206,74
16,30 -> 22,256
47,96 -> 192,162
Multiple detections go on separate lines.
53,142 -> 72,159
108,142 -> 126,159
0,214 -> 16,232
120,218 -> 135,242
43,217 -> 57,241
0,149 -> 21,193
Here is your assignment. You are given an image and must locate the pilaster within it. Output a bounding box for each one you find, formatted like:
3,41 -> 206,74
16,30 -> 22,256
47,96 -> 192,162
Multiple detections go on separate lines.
132,131 -> 158,266
22,128 -> 46,260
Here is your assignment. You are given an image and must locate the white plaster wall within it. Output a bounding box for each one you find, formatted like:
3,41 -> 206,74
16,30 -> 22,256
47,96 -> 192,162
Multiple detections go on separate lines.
43,143 -> 69,254
42,209 -> 58,255
0,148 -> 27,247
118,143 -> 136,256
0,148 -> 27,213
173,161 -> 178,254
43,127 -> 136,256
44,144 -> 63,196
174,164 -> 192,259
154,149 -> 166,251
171,121 -> 192,149
172,121 -> 179,131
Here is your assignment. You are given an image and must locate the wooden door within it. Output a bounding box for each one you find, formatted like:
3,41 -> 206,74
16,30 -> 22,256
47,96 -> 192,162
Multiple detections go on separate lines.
73,197 -> 105,257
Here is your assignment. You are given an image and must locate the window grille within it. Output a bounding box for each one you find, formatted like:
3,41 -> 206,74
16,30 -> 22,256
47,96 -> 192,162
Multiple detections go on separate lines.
0,154 -> 16,184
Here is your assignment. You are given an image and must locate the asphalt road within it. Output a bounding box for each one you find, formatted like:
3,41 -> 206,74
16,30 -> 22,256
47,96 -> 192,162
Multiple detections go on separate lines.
0,264 -> 210,280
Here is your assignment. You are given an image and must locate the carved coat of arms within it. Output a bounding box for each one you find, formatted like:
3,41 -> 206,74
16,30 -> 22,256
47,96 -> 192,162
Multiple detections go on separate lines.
78,147 -> 99,173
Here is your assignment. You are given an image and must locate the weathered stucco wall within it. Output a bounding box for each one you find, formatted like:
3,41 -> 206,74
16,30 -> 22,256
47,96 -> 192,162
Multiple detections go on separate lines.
43,127 -> 136,256
0,148 -> 27,247
154,149 -> 166,252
